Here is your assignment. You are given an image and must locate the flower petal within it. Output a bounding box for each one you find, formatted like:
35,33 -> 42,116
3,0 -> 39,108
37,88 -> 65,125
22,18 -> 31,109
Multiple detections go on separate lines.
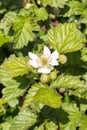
28,52 -> 40,61
49,59 -> 59,66
28,60 -> 40,68
38,67 -> 51,74
50,50 -> 59,60
43,46 -> 51,58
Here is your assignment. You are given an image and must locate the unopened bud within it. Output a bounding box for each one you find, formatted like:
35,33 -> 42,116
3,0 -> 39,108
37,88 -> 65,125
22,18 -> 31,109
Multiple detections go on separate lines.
37,0 -> 41,5
50,70 -> 59,80
25,3 -> 33,9
40,74 -> 50,83
58,88 -> 66,94
59,54 -> 67,64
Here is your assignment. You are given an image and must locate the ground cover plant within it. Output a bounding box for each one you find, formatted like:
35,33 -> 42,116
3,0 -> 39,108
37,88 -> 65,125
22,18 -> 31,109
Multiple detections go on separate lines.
0,0 -> 87,130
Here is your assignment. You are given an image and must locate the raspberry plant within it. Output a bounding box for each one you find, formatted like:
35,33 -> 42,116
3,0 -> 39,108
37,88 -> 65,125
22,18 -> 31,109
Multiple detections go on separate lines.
0,0 -> 87,130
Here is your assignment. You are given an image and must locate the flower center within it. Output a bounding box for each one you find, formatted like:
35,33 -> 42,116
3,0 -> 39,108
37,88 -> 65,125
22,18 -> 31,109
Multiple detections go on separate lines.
40,56 -> 48,66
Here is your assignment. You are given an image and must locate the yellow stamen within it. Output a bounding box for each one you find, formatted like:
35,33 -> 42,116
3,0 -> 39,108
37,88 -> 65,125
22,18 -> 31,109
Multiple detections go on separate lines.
40,57 -> 48,66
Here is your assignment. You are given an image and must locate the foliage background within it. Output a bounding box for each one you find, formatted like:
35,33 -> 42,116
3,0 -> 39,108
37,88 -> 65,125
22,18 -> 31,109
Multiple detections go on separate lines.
0,0 -> 87,130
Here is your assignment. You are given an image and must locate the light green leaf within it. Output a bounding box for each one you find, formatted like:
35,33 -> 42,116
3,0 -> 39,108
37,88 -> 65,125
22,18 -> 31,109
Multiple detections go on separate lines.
81,11 -> 87,25
10,109 -> 37,130
0,11 -> 17,35
1,122 -> 11,130
2,55 -> 29,77
23,83 -> 46,108
46,23 -> 86,53
2,76 -> 29,102
0,66 -> 12,84
13,16 -> 39,49
45,121 -> 58,130
40,0 -> 68,8
64,1 -> 86,17
0,66 -> 29,102
51,75 -> 84,89
69,88 -> 87,99
80,116 -> 87,130
34,87 -> 62,108
34,7 -> 48,21
81,48 -> 87,62
33,124 -> 44,130
83,73 -> 87,82
0,31 -> 11,47
34,121 -> 58,130
60,103 -> 82,130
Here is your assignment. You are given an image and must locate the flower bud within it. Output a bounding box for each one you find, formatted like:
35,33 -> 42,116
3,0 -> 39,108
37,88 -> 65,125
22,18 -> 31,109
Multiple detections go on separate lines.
58,88 -> 66,94
50,70 -> 58,80
37,0 -> 41,5
25,3 -> 33,9
40,74 -> 50,83
59,54 -> 67,64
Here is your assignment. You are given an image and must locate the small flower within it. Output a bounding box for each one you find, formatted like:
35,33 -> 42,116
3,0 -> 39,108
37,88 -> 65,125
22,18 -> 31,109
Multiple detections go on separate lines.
28,46 -> 59,74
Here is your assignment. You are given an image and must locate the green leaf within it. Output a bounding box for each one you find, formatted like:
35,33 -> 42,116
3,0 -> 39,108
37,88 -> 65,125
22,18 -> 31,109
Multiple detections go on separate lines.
34,7 -> 48,21
46,23 -> 86,53
13,16 -> 39,49
80,116 -> 87,130
0,11 -> 17,35
51,75 -> 84,89
10,109 -> 37,130
81,48 -> 87,62
2,76 -> 29,102
45,121 -> 58,130
60,103 -> 82,130
40,0 -> 68,8
33,121 -> 58,130
23,83 -> 47,108
0,31 -> 11,47
33,124 -> 44,130
64,1 -> 86,17
0,66 -> 29,102
34,87 -> 62,108
81,10 -> 87,25
2,55 -> 29,77
0,66 -> 12,84
1,122 -> 11,130
68,87 -> 87,99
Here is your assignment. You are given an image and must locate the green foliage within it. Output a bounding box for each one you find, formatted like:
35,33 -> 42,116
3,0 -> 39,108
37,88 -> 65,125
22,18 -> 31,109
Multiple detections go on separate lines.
34,87 -> 62,108
2,55 -> 29,77
13,15 -> 39,49
80,116 -> 87,130
39,0 -> 68,8
51,75 -> 84,89
0,0 -> 87,130
24,83 -> 62,108
0,11 -> 17,35
0,31 -> 11,47
45,23 -> 86,53
81,47 -> 87,62
64,1 -> 87,25
60,103 -> 82,130
64,1 -> 86,17
34,7 -> 48,21
23,83 -> 46,107
10,109 -> 37,130
0,66 -> 29,102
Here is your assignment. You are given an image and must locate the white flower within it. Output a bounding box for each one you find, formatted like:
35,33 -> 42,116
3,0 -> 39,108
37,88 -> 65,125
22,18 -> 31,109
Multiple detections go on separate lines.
28,46 -> 59,74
